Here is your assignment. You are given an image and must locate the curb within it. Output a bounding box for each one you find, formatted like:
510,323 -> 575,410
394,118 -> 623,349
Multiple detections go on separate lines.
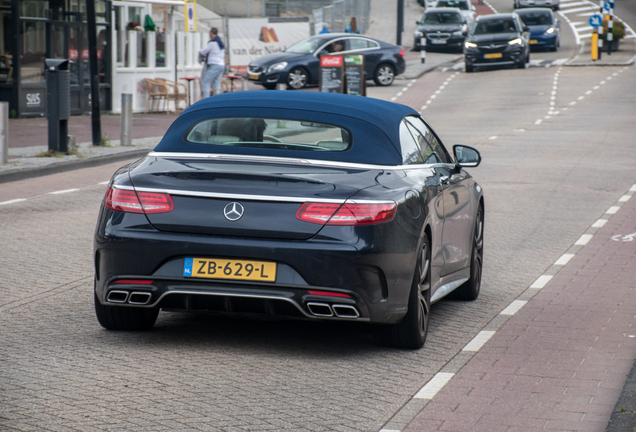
605,359 -> 636,432
0,149 -> 150,184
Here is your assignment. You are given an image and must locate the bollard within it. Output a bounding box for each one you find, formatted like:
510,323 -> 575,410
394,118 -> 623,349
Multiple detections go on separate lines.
276,83 -> 287,90
242,79 -> 249,91
120,94 -> 133,147
421,38 -> 426,64
0,102 -> 7,164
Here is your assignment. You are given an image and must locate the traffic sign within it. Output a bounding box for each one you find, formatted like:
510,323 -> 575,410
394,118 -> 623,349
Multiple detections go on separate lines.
589,14 -> 603,27
603,1 -> 612,12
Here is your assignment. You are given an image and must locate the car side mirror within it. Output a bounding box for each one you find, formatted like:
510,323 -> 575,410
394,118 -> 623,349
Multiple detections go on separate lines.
462,30 -> 468,36
416,20 -> 421,25
318,49 -> 329,56
471,5 -> 476,11
454,145 -> 481,168
523,25 -> 529,32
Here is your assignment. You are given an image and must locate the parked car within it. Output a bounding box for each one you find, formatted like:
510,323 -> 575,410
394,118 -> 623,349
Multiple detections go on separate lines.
414,8 -> 468,52
432,0 -> 477,26
247,33 -> 405,89
514,0 -> 560,11
93,91 -> 484,350
464,13 -> 531,73
417,0 -> 440,8
516,8 -> 560,51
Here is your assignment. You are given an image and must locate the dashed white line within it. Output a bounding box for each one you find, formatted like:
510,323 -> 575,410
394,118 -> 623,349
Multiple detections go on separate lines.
535,119 -> 543,125
500,300 -> 527,316
414,372 -> 455,399
0,198 -> 27,206
531,275 -> 553,289
592,219 -> 607,228
630,185 -> 636,192
606,206 -> 620,214
575,234 -> 593,245
48,188 -> 80,195
618,195 -> 631,203
555,253 -> 575,266
462,330 -> 496,351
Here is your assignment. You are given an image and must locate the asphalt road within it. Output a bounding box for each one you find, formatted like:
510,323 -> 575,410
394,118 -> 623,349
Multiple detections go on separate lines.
1,12 -> 635,432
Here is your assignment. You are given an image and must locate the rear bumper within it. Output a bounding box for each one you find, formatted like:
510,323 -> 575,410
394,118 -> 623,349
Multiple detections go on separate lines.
94,210 -> 419,324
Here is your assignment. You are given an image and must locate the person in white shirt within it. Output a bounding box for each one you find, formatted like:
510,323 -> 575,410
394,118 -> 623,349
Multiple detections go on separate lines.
199,27 -> 225,98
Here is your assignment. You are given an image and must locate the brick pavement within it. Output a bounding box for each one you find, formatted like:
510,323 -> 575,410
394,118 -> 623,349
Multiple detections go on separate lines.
397,185 -> 636,431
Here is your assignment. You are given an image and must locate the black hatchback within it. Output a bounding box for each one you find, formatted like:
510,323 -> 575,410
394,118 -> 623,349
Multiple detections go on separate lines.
414,8 -> 468,53
463,13 -> 530,73
247,33 -> 406,89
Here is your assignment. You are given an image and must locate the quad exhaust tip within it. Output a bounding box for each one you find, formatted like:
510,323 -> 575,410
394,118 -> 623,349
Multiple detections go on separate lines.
306,302 -> 360,319
106,290 -> 151,305
106,290 -> 129,303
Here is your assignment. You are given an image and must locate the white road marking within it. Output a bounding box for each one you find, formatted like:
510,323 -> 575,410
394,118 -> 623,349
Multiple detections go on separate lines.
592,219 -> 607,228
489,136 -> 497,140
0,198 -> 27,206
630,185 -> 636,192
414,373 -> 455,399
535,119 -> 543,125
98,181 -> 109,185
562,6 -> 597,14
552,58 -> 568,66
49,188 -> 80,195
555,253 -> 574,266
575,234 -> 593,245
606,206 -> 620,214
619,195 -> 631,203
462,331 -> 496,351
531,275 -> 553,289
500,300 -> 527,316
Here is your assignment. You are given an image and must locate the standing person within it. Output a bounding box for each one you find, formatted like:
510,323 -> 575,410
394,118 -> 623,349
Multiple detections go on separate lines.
346,17 -> 360,34
199,27 -> 225,98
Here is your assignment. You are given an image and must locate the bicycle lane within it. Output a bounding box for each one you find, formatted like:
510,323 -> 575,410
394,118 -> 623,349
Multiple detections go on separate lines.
397,183 -> 636,432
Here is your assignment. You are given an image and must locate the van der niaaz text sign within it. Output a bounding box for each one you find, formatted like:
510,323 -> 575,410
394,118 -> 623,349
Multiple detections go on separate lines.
319,55 -> 344,93
228,19 -> 310,67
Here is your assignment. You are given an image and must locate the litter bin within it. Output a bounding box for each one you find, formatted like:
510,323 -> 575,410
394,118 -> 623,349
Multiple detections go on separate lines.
45,59 -> 71,153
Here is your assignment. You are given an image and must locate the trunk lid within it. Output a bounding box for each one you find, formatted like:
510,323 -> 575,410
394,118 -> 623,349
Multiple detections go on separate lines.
129,156 -> 383,240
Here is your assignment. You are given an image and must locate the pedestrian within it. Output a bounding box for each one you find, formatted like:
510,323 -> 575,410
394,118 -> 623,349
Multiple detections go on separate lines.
346,17 -> 360,34
319,24 -> 329,34
199,27 -> 226,98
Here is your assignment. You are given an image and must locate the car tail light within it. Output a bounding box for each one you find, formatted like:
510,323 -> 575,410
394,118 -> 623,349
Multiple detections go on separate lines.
104,188 -> 174,214
113,279 -> 154,285
399,47 -> 404,57
307,290 -> 352,298
296,202 -> 396,225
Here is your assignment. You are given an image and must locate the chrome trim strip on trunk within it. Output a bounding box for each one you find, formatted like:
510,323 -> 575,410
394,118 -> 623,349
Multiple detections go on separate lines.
112,184 -> 396,205
146,151 -> 439,172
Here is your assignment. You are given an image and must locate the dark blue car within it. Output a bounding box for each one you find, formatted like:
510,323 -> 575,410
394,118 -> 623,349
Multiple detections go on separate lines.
516,8 -> 560,51
247,33 -> 406,89
93,91 -> 484,350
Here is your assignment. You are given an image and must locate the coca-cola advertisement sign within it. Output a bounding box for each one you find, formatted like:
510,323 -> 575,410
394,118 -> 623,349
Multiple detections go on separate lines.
321,56 -> 343,67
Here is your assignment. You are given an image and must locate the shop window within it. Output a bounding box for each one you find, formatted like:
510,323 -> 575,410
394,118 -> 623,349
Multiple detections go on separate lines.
19,21 -> 46,83
20,0 -> 47,18
0,10 -> 12,84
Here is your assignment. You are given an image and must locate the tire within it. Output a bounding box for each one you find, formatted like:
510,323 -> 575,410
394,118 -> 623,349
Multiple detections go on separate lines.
517,58 -> 527,69
465,62 -> 474,73
452,206 -> 483,301
262,83 -> 277,90
373,63 -> 395,86
374,235 -> 431,349
94,292 -> 159,331
287,67 -> 308,89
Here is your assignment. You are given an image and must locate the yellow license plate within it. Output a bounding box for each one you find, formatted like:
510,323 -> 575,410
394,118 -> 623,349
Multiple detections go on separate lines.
184,258 -> 276,282
249,73 -> 260,80
484,53 -> 503,59
530,39 -> 538,44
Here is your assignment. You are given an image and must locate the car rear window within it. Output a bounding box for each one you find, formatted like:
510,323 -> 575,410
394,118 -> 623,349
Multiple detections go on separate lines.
185,117 -> 352,152
472,18 -> 518,34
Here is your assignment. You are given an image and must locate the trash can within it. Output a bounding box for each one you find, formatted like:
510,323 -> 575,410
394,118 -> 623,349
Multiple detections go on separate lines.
45,59 -> 71,153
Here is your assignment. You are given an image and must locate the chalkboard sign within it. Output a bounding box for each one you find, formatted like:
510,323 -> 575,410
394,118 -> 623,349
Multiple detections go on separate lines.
344,54 -> 365,96
319,55 -> 344,93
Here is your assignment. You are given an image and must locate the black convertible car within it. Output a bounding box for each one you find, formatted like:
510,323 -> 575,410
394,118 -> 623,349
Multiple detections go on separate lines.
94,91 -> 484,349
247,33 -> 406,89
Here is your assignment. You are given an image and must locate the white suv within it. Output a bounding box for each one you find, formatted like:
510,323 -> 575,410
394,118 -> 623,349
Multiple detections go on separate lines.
514,0 -> 560,11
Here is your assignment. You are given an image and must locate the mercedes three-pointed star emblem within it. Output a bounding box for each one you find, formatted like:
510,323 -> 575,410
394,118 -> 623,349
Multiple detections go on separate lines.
223,202 -> 244,221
